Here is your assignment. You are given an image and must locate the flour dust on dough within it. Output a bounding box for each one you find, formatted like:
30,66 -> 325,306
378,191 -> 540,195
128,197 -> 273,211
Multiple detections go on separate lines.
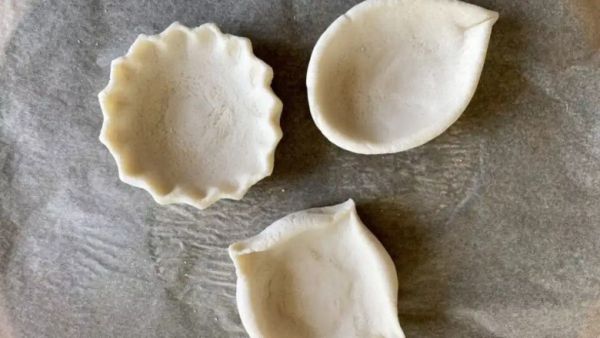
99,23 -> 282,209
229,199 -> 405,338
307,0 -> 498,154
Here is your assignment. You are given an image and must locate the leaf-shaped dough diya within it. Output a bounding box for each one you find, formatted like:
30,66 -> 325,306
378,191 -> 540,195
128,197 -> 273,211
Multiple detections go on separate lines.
229,200 -> 405,338
307,0 -> 498,154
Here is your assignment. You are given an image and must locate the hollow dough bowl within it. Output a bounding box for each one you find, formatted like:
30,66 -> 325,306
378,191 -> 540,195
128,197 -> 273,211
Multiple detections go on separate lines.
229,200 -> 405,338
99,23 -> 282,209
307,0 -> 498,154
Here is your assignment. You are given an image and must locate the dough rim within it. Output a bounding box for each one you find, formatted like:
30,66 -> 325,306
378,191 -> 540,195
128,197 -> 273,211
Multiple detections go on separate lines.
306,0 -> 499,154
229,199 -> 405,338
98,22 -> 283,209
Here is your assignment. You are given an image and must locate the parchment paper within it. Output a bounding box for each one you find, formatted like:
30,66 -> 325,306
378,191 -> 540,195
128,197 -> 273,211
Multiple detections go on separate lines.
1,0 -> 599,337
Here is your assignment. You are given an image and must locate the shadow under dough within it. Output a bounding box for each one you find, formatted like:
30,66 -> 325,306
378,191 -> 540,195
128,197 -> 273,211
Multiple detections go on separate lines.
245,35 -> 332,183
457,16 -> 529,129
356,200 -> 449,337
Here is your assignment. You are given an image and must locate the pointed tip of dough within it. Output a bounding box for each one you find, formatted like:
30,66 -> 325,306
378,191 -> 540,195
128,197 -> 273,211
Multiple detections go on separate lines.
307,0 -> 498,154
229,200 -> 404,337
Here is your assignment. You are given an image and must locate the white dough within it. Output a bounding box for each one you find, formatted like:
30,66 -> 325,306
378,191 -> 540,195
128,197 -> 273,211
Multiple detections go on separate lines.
307,0 -> 498,154
99,23 -> 282,209
229,200 -> 405,338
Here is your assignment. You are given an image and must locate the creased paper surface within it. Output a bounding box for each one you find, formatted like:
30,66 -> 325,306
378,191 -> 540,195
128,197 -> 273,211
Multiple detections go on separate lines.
0,0 -> 599,337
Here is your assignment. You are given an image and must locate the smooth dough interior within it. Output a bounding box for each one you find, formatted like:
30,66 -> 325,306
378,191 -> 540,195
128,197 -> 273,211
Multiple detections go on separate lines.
108,25 -> 276,196
230,200 -> 404,338
308,0 -> 498,151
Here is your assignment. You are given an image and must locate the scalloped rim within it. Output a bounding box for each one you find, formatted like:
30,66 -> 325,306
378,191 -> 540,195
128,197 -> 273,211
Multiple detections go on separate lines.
99,22 -> 283,209
306,0 -> 498,155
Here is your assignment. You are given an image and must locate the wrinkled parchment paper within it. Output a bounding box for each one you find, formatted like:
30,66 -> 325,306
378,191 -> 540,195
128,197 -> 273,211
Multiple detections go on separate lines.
1,0 -> 599,337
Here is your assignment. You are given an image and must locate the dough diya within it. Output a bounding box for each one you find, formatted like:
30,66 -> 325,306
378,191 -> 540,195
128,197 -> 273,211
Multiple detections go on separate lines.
99,23 -> 282,209
229,200 -> 405,338
307,0 -> 498,154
